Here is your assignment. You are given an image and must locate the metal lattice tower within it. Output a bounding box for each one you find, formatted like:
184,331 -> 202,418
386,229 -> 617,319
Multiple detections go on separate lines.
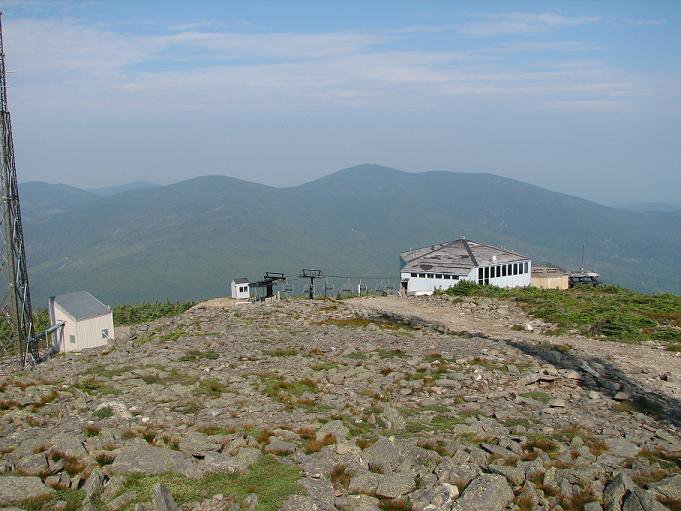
0,12 -> 37,367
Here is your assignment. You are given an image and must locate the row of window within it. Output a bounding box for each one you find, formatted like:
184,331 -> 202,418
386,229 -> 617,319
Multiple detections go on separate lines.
478,261 -> 529,285
410,273 -> 460,280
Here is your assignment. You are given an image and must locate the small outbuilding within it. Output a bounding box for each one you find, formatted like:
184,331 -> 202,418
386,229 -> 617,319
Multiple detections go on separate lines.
231,278 -> 251,300
531,264 -> 569,290
48,291 -> 114,353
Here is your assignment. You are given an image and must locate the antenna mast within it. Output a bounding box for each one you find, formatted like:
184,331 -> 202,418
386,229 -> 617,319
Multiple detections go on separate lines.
0,12 -> 37,367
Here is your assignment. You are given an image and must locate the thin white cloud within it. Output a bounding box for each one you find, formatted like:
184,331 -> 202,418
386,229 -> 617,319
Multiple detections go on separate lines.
2,15 -> 670,116
458,12 -> 601,36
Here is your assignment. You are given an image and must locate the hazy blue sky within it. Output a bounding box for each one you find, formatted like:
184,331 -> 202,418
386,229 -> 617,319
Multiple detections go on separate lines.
3,0 -> 680,205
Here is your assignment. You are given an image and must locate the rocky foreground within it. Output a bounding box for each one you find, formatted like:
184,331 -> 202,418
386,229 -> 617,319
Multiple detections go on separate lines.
0,297 -> 679,511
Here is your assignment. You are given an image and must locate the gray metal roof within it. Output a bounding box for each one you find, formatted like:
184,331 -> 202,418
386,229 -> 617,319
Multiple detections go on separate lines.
53,291 -> 111,321
400,239 -> 529,275
232,278 -> 249,284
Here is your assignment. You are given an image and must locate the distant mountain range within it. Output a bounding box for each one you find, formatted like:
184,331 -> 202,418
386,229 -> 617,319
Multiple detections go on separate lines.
617,202 -> 681,213
87,181 -> 159,196
18,165 -> 681,305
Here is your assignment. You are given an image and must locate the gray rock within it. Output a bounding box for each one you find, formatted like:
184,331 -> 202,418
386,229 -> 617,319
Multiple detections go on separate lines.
108,439 -> 200,479
300,478 -> 335,511
604,437 -> 640,458
82,467 -> 104,499
648,474 -> 681,500
264,438 -> 297,455
458,474 -> 514,511
109,490 -> 136,511
486,464 -> 525,486
604,473 -> 635,511
349,471 -> 379,495
153,483 -> 177,511
622,488 -> 669,511
202,448 -> 261,474
316,420 -> 349,441
0,476 -> 54,506
334,494 -> 381,511
375,472 -> 416,498
100,475 -> 126,502
584,503 -> 603,511
280,494 -> 319,511
14,454 -> 47,476
364,438 -> 400,473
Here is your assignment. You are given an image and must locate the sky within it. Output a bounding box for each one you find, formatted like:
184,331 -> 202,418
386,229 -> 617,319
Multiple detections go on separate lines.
2,0 -> 680,205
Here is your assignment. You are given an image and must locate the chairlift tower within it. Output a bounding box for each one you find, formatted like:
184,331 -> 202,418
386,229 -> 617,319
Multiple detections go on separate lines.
298,269 -> 323,299
0,13 -> 37,367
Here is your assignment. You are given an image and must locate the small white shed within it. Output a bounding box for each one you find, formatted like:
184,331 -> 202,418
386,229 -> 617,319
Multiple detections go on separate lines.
48,291 -> 115,353
231,278 -> 250,300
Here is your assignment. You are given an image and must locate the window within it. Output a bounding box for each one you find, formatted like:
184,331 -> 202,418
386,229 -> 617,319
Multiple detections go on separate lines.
418,273 -> 426,278
427,274 -> 434,279
484,267 -> 490,285
507,264 -> 512,275
411,273 -> 417,277
524,262 -> 529,273
490,266 -> 495,278
69,335 -> 76,344
513,263 -> 518,275
453,276 -> 459,280
502,265 -> 507,277
444,275 -> 451,280
102,329 -> 109,339
478,267 -> 483,284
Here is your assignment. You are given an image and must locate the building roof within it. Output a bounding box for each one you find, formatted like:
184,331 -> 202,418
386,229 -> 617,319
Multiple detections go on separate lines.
53,291 -> 111,321
232,278 -> 250,284
400,238 -> 529,275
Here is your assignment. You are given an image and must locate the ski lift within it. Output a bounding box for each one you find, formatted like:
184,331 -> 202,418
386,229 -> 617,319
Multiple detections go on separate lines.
358,281 -> 368,294
341,279 -> 352,295
282,281 -> 295,294
324,279 -> 335,292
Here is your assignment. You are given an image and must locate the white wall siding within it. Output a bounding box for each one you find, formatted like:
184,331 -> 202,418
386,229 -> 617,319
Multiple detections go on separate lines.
75,314 -> 114,352
401,260 -> 531,295
51,302 -> 76,353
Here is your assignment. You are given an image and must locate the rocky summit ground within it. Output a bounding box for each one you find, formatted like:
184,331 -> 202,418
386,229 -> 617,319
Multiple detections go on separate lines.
0,295 -> 680,511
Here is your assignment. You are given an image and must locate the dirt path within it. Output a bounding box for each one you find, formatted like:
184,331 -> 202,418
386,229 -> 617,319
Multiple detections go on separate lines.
350,294 -> 681,382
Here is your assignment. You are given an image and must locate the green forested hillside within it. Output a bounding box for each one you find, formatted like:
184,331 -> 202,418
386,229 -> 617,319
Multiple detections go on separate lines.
19,165 -> 681,305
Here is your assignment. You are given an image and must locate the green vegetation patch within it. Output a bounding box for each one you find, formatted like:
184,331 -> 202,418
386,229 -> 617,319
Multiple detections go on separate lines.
73,377 -> 119,396
180,350 -> 219,362
439,281 -> 681,343
263,348 -> 299,357
93,406 -> 114,420
116,454 -> 301,510
113,301 -> 197,326
20,489 -> 85,511
194,378 -> 229,398
520,391 -> 551,404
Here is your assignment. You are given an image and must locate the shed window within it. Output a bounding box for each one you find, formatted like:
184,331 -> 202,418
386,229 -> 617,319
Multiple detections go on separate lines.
478,268 -> 483,284
513,263 -> 518,275
427,274 -> 434,279
418,273 -> 426,278
411,273 -> 417,277
69,335 -> 76,344
502,265 -> 507,277
484,267 -> 490,285
444,275 -> 451,280
101,329 -> 109,339
507,264 -> 512,275
436,274 -> 443,279
524,262 -> 529,273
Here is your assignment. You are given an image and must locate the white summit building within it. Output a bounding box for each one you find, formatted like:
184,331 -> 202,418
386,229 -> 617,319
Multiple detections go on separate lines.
400,238 -> 531,295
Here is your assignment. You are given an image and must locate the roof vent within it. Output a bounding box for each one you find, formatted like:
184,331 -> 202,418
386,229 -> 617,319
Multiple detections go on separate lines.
491,255 -> 497,263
